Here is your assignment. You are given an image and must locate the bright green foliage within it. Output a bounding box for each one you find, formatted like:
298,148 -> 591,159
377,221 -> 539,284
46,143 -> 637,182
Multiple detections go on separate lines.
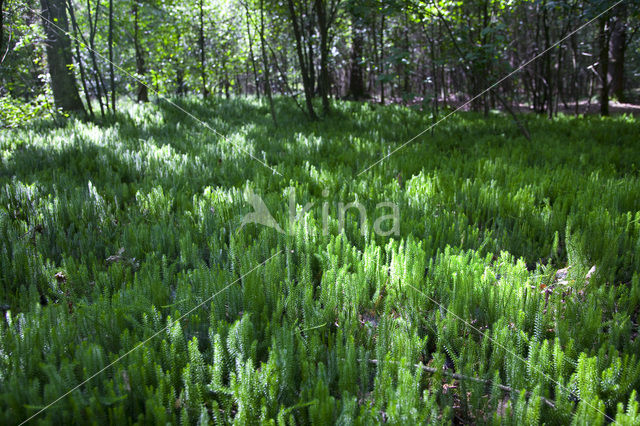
0,98 -> 638,424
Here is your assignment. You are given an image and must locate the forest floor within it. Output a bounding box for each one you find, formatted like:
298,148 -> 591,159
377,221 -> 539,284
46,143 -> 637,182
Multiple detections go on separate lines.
536,99 -> 640,116
0,98 -> 639,424
382,94 -> 640,116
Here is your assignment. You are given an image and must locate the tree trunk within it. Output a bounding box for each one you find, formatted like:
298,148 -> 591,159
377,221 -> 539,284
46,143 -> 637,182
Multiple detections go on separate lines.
259,0 -> 277,126
198,0 -> 208,98
402,11 -> 410,97
0,0 -> 4,62
82,0 -> 107,115
371,13 -> 378,100
305,12 -> 315,95
286,0 -> 317,119
570,28 -> 580,115
244,2 -> 260,98
39,0 -> 85,113
176,67 -> 185,95
347,10 -> 365,100
542,2 -> 553,118
609,4 -> 626,102
379,6 -> 385,104
67,0 -> 93,117
108,0 -> 115,111
598,15 -> 610,116
133,1 -> 148,102
427,24 -> 438,121
314,0 -> 331,114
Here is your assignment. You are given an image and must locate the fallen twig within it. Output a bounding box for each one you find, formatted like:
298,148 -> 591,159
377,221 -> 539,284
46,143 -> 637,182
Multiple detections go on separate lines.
362,358 -> 556,408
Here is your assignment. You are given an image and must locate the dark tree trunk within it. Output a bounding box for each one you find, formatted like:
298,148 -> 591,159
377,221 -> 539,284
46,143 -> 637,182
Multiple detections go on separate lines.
198,0 -> 208,98
402,11 -> 410,97
347,11 -> 365,100
174,34 -> 186,95
244,2 -> 260,98
224,69 -> 230,98
286,0 -> 317,119
570,28 -> 580,115
87,0 -> 111,113
67,0 -> 93,117
39,0 -> 85,113
480,0 -> 491,116
542,1 -> 553,118
108,0 -> 115,111
176,67 -> 185,95
371,13 -> 378,99
598,15 -> 610,116
133,1 -> 148,102
424,22 -> 438,121
83,0 -> 107,115
0,0 -> 4,62
305,13 -> 315,95
609,4 -> 627,102
379,6 -> 385,104
314,0 -> 331,114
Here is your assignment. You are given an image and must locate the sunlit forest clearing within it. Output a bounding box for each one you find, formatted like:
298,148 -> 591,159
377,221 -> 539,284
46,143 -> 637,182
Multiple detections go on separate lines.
2,0 -> 640,424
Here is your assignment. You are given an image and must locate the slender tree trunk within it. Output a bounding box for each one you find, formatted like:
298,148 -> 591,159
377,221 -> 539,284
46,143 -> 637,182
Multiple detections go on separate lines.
609,4 -> 626,101
371,14 -> 378,100
598,15 -> 610,116
174,34 -> 186,95
347,9 -> 365,100
286,0 -> 317,119
0,0 -> 4,61
314,0 -> 331,114
85,0 -> 108,115
379,6 -> 385,104
541,1 -> 553,117
428,25 -> 438,121
224,67 -> 230,98
39,0 -> 85,113
198,0 -> 208,98
440,31 -> 448,109
259,0 -> 277,126
67,0 -> 93,117
570,28 -> 580,115
305,11 -> 315,94
481,0 -> 490,116
244,2 -> 260,98
176,67 -> 185,95
108,0 -> 115,111
133,1 -> 148,102
532,6 -> 542,113
403,11 -> 410,96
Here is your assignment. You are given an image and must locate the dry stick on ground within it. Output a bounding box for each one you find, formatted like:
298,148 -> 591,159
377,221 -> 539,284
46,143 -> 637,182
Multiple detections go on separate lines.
362,358 -> 556,408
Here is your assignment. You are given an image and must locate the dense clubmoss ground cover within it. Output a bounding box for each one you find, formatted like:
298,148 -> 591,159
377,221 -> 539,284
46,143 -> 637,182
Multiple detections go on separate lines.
0,98 -> 639,424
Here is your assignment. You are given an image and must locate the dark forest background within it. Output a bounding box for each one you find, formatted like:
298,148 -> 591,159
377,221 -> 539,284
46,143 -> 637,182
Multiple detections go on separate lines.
1,0 -> 639,125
